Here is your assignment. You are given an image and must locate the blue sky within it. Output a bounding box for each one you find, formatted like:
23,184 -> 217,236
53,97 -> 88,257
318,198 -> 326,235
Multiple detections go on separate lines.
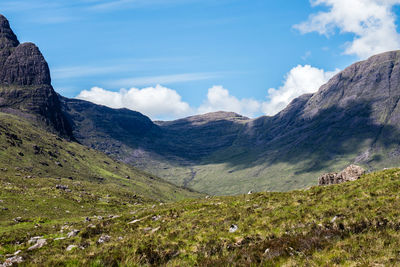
1,0 -> 400,120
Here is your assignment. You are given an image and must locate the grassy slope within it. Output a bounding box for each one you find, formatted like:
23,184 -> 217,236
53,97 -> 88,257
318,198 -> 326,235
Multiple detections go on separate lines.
0,111 -> 201,226
132,145 -> 368,196
2,166 -> 400,265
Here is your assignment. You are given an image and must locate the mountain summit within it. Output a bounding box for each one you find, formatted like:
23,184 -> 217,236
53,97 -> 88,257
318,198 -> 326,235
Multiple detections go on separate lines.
0,15 -> 72,138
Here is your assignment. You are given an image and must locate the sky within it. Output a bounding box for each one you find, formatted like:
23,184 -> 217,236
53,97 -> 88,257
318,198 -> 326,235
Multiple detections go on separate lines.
2,0 -> 400,120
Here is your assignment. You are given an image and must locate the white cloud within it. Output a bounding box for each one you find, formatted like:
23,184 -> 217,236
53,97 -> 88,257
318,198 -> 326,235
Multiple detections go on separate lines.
198,86 -> 261,117
76,85 -> 192,119
75,65 -> 341,120
262,65 -> 339,116
295,0 -> 400,59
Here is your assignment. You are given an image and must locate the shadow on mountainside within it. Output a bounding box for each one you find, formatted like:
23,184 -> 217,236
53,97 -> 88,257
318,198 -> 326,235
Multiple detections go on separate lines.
190,99 -> 399,174
61,96 -> 400,176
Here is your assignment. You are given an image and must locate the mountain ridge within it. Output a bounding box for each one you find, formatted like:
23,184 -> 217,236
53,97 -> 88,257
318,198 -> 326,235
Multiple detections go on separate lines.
61,49 -> 400,194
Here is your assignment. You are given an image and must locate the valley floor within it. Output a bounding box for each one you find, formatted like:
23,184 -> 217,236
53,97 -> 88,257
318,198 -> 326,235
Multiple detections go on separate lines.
2,168 -> 400,266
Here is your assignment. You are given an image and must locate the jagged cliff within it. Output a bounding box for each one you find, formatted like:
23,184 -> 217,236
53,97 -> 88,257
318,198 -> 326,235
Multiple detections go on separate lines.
0,15 -> 72,138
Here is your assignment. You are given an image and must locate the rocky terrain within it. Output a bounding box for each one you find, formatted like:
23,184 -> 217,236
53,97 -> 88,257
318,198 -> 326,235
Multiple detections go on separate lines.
3,165 -> 400,266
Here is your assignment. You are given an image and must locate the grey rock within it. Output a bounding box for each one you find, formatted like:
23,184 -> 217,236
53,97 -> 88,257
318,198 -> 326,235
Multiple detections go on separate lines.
67,229 -> 80,238
27,238 -> 46,250
13,217 -> 22,223
28,236 -> 43,244
229,224 -> 238,233
152,215 -> 161,221
318,165 -> 366,186
1,255 -> 23,267
97,234 -> 111,244
128,219 -> 141,224
66,245 -> 77,251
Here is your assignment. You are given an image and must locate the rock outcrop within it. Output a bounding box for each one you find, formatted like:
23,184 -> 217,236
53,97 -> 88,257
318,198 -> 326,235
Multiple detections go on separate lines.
0,15 -> 72,138
318,165 -> 366,186
0,42 -> 51,86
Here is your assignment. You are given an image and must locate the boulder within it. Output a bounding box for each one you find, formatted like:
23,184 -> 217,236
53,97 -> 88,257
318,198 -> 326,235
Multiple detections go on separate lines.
66,245 -> 77,251
67,229 -> 80,238
318,165 -> 365,186
97,235 -> 111,244
28,238 -> 46,250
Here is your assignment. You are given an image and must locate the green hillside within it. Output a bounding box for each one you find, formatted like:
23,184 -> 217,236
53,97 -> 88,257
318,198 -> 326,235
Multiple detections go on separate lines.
2,161 -> 400,265
0,111 -> 201,225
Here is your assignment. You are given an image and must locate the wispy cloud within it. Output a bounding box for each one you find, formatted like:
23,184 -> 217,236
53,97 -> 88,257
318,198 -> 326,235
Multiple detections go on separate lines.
88,0 -> 205,11
106,72 -> 223,87
51,57 -> 196,80
52,65 -> 133,80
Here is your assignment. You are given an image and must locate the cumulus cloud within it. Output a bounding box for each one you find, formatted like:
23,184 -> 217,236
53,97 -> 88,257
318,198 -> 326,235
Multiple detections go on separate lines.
262,65 -> 339,116
198,86 -> 261,117
76,85 -> 192,119
295,0 -> 400,59
76,66 -> 339,120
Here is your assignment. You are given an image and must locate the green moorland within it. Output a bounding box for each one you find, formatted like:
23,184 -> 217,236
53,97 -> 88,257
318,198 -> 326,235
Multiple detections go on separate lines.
2,157 -> 400,265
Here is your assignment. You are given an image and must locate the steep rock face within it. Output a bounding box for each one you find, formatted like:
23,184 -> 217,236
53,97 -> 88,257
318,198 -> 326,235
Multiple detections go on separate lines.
0,15 -> 19,69
1,42 -> 51,86
0,15 -> 72,138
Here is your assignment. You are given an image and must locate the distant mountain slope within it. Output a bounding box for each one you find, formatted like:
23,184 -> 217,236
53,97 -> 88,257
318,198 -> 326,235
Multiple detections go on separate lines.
61,50 -> 400,195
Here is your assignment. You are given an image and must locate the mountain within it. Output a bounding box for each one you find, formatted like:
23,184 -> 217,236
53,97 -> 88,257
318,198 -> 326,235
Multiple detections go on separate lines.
61,50 -> 400,195
1,13 -> 399,196
0,15 -> 72,138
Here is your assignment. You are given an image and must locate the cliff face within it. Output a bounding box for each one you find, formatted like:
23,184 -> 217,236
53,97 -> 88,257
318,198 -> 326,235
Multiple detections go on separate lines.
0,15 -> 72,138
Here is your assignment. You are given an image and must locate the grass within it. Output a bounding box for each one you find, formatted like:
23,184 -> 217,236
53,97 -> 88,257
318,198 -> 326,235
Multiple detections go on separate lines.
2,165 -> 400,265
0,111 -> 201,229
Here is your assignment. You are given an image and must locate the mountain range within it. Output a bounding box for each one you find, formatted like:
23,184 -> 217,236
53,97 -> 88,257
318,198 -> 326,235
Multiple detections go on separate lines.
1,14 -> 400,196
60,50 -> 400,195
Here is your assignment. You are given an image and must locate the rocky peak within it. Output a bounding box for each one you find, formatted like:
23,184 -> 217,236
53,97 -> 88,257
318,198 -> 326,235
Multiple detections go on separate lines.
0,15 -> 72,138
0,15 -> 19,49
1,42 -> 51,86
